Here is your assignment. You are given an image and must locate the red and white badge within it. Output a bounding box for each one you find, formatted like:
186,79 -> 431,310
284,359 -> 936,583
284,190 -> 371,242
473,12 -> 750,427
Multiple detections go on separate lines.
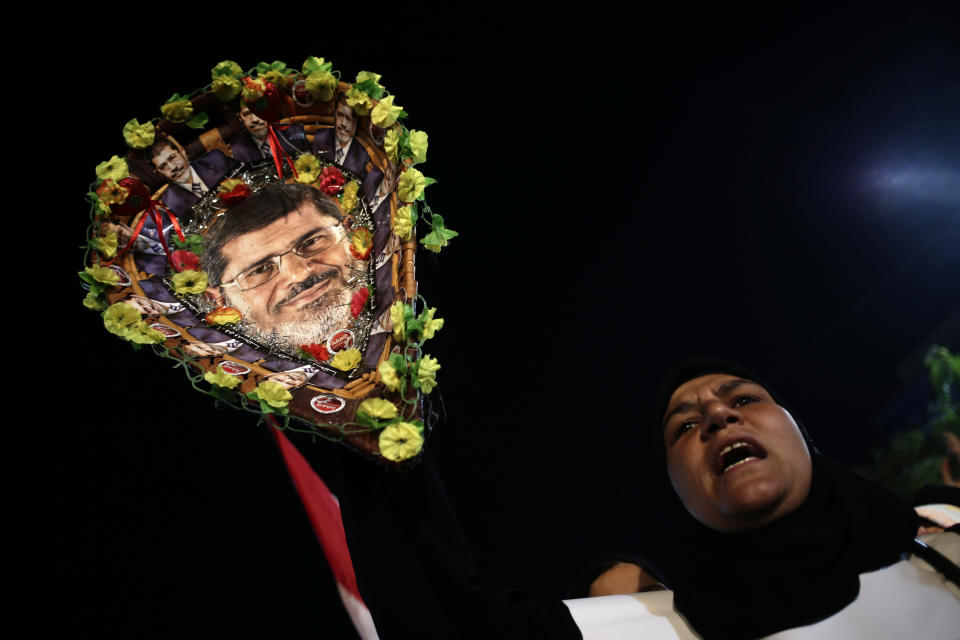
219,361 -> 250,375
310,393 -> 346,414
291,75 -> 316,107
149,322 -> 180,338
325,329 -> 355,353
109,265 -> 131,286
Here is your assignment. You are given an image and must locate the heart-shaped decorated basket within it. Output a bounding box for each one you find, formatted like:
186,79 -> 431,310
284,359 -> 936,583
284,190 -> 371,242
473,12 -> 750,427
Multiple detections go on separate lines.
80,57 -> 455,466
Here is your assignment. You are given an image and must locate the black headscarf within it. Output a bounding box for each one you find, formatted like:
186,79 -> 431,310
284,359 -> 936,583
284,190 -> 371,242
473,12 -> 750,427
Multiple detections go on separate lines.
650,359 -> 918,639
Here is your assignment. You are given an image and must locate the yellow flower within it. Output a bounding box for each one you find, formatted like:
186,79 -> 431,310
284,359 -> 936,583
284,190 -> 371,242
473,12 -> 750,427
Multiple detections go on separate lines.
204,365 -> 242,389
393,205 -> 415,242
122,118 -> 155,149
420,308 -> 444,340
305,70 -> 337,101
345,86 -> 373,116
384,127 -> 400,163
211,74 -> 242,101
83,292 -> 106,311
390,301 -> 406,342
379,360 -> 402,392
161,98 -> 194,123
253,380 -> 293,408
339,180 -> 359,213
127,323 -> 166,344
331,348 -> 363,371
261,68 -> 290,90
95,231 -> 118,259
103,302 -> 163,344
294,153 -> 322,184
95,156 -> 129,182
371,95 -> 403,128
397,168 -> 426,203
85,264 -> 119,285
378,422 -> 423,462
417,355 -> 440,394
103,302 -> 141,335
211,60 -> 244,78
408,130 -> 428,164
358,398 -> 398,420
171,269 -> 208,295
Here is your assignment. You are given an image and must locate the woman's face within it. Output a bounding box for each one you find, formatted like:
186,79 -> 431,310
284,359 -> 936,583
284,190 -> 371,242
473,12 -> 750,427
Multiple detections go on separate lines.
662,374 -> 812,533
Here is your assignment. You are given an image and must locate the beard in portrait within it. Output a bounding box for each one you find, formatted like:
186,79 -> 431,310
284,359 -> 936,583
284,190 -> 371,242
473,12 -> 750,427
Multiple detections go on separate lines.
202,183 -> 369,354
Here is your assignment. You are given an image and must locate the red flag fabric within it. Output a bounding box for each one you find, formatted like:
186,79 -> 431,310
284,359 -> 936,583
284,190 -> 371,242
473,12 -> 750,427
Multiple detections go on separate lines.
268,422 -> 379,639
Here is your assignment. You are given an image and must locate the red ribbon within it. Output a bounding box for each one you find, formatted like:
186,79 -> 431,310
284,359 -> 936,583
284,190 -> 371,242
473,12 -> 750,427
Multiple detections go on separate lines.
268,123 -> 299,180
103,200 -> 186,269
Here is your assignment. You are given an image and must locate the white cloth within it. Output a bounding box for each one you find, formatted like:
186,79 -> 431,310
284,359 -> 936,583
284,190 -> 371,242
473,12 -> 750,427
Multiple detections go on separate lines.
563,533 -> 960,640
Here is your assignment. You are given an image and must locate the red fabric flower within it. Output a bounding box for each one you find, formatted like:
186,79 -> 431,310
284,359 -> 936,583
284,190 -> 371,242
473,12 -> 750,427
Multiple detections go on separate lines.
318,166 -> 347,195
171,249 -> 200,272
242,78 -> 283,122
301,343 -> 331,361
350,287 -> 371,318
110,176 -> 152,216
219,180 -> 252,206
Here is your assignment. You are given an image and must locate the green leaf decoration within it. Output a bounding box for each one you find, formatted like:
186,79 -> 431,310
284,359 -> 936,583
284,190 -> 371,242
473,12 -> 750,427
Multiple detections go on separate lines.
256,60 -> 288,74
185,111 -> 209,130
354,78 -> 385,100
165,93 -> 186,104
302,56 -> 333,74
388,352 -> 407,375
354,410 -> 400,431
421,214 -> 458,253
171,233 -> 204,254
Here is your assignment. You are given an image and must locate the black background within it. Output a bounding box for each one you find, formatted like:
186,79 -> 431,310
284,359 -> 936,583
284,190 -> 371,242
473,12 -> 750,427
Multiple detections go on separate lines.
51,7 -> 959,637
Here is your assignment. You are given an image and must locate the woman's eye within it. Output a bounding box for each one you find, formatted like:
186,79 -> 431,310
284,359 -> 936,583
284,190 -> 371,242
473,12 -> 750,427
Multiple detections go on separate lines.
675,421 -> 697,441
732,395 -> 759,408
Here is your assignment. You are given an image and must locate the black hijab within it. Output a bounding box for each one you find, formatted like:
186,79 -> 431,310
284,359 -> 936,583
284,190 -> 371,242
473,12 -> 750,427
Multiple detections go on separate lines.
650,359 -> 918,639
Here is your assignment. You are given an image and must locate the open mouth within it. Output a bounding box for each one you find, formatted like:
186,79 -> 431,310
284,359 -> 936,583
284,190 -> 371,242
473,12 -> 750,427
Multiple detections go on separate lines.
715,440 -> 767,475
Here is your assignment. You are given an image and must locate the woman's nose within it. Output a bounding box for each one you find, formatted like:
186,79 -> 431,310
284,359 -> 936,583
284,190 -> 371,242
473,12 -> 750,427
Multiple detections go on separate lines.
700,401 -> 742,437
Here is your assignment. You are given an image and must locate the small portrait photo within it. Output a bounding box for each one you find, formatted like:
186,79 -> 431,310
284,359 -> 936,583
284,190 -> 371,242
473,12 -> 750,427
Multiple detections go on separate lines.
311,92 -> 370,176
142,136 -> 237,214
181,341 -> 228,359
227,103 -> 308,164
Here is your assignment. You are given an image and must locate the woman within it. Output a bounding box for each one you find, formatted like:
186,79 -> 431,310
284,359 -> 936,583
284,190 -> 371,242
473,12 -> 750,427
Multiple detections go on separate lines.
645,359 -> 960,638
322,360 -> 959,638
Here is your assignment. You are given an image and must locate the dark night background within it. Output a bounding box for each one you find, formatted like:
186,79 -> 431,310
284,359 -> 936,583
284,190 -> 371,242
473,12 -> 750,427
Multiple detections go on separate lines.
51,8 -> 958,637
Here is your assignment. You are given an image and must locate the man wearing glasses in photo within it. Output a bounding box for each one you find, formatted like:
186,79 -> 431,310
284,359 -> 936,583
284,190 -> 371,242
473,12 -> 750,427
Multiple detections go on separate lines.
202,183 -> 369,353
